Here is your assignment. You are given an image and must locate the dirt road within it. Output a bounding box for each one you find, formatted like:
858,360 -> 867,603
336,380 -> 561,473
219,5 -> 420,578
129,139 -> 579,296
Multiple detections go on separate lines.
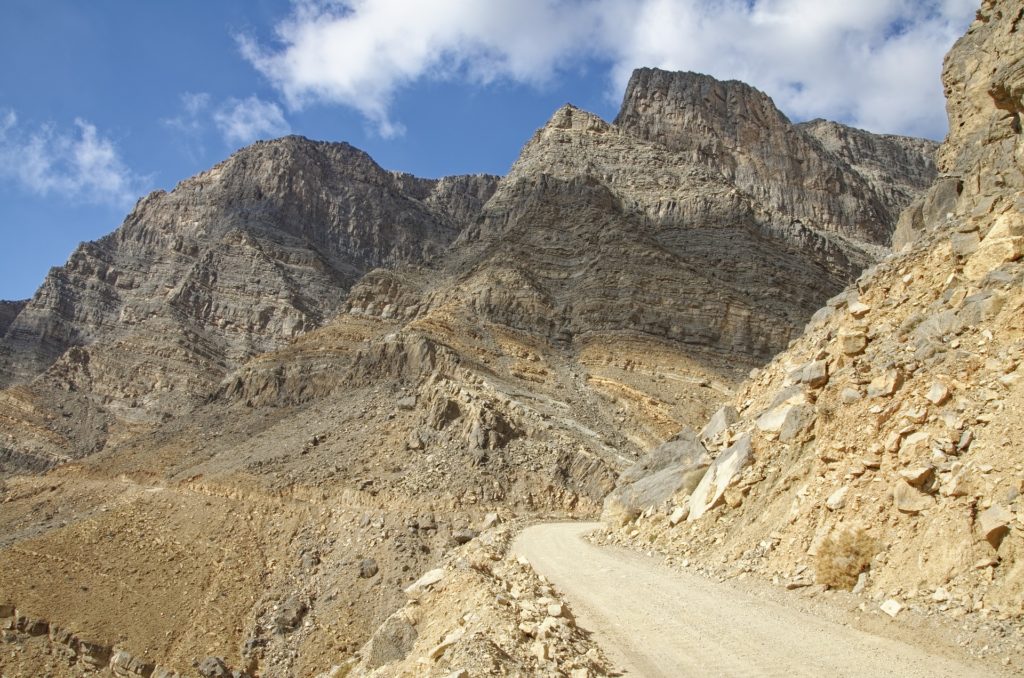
513,522 -> 998,678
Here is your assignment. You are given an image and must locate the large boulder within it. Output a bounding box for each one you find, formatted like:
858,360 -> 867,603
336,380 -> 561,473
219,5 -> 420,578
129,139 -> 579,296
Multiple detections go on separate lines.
601,429 -> 710,526
688,434 -> 754,521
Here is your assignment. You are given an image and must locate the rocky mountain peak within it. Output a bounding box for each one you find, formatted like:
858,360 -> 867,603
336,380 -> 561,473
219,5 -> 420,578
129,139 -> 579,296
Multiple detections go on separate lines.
615,67 -> 792,135
613,67 -> 936,246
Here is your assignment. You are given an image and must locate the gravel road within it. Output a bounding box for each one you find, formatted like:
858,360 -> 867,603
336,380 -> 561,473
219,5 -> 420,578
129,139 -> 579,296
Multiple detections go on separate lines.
513,522 -> 998,678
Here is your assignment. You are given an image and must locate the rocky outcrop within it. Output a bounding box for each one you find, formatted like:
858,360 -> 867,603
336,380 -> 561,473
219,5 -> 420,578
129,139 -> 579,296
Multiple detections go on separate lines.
615,69 -> 934,245
0,137 -> 497,390
0,300 -> 25,337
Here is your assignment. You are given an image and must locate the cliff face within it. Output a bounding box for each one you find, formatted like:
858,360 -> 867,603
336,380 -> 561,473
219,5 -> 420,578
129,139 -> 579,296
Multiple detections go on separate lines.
602,0 -> 1024,665
614,69 -> 937,245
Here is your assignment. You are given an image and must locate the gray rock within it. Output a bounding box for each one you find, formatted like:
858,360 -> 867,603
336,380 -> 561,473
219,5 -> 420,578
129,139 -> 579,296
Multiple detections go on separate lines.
274,595 -> 307,633
700,406 -> 738,442
359,558 -> 379,579
602,429 -> 710,525
197,656 -> 231,678
688,434 -> 753,521
452,529 -> 479,545
363,611 -> 418,669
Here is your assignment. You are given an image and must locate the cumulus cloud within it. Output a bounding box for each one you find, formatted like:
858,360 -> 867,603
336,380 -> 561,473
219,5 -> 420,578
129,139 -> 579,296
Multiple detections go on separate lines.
213,96 -> 291,145
164,93 -> 291,149
0,109 -> 149,207
241,0 -> 977,139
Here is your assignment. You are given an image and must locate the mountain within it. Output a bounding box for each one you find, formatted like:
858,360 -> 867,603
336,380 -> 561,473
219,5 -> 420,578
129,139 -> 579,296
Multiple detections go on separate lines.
0,53 -> 942,678
601,0 -> 1024,667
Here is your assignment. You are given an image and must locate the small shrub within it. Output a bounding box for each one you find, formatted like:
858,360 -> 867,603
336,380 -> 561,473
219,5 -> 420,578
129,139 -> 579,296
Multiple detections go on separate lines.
814,527 -> 877,590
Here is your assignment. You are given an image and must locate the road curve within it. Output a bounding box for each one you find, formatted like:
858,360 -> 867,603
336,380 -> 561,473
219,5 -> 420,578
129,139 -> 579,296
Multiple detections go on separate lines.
512,522 -> 996,678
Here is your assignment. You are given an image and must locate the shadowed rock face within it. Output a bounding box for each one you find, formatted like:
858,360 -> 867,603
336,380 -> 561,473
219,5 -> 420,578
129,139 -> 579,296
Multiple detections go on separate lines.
0,136 -> 499,389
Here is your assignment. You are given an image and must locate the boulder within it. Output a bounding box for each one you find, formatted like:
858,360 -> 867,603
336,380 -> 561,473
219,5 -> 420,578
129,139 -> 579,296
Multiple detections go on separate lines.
757,402 -> 814,442
481,512 -> 501,530
798,360 -> 829,388
925,381 -> 950,405
79,641 -> 113,669
838,329 -> 868,356
197,657 -> 231,678
274,595 -> 307,633
978,504 -> 1011,549
668,504 -> 688,526
700,406 -> 738,442
362,610 -> 418,669
688,434 -> 753,521
880,599 -> 903,618
964,212 -> 1024,280
452,529 -> 479,545
428,627 -> 465,660
110,649 -> 155,677
825,486 -> 849,511
867,369 -> 903,398
893,480 -> 934,514
602,429 -> 710,525
848,302 -> 871,318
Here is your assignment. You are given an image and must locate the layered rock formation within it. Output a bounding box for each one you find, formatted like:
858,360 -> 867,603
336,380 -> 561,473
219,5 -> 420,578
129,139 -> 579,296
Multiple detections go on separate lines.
602,0 -> 1024,667
0,52 -> 944,678
0,137 -> 498,389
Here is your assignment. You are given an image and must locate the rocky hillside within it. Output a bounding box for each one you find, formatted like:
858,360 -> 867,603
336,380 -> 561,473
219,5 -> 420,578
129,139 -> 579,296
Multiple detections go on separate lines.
0,137 -> 498,390
0,51 -> 942,678
602,0 -> 1024,667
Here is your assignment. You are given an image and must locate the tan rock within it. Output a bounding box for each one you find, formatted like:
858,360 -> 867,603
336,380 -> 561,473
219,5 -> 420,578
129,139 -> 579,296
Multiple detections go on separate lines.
405,568 -> 445,594
893,480 -> 935,514
849,302 -> 871,318
978,504 -> 1012,548
899,431 -> 930,460
838,329 -> 868,356
825,486 -> 849,511
964,212 -> 1024,280
899,466 -> 934,488
668,504 -> 688,526
925,381 -> 950,405
428,627 -> 465,660
868,369 -> 903,398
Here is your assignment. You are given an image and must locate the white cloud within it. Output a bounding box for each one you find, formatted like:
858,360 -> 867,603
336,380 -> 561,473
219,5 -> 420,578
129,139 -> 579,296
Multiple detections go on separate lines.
0,109 -> 149,207
163,92 -> 212,135
241,0 -> 977,139
213,96 -> 291,146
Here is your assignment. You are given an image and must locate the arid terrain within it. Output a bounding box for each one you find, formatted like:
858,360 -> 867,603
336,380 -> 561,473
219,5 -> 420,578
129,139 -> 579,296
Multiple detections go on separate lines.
1,0 -> 1021,676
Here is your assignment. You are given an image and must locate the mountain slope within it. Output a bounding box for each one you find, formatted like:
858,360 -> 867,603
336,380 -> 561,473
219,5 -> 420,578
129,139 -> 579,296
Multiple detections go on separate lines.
601,0 -> 1024,666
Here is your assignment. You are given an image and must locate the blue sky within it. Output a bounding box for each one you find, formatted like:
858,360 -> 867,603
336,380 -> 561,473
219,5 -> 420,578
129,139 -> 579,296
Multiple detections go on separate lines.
0,0 -> 976,300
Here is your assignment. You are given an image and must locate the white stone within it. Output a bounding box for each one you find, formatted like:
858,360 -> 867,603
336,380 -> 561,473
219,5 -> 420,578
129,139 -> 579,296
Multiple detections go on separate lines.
405,568 -> 445,594
880,599 -> 903,618
825,486 -> 849,511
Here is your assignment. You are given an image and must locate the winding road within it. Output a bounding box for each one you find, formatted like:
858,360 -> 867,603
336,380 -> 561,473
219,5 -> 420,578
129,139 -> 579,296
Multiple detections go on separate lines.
512,522 -> 997,678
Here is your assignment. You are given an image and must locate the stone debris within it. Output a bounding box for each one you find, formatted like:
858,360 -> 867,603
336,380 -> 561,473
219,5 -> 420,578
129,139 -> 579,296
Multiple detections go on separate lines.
880,600 -> 903,618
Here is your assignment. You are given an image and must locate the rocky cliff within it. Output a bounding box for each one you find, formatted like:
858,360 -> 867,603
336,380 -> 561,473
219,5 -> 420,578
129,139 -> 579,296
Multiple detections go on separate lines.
0,55 -> 943,678
602,0 -> 1024,667
0,137 -> 498,390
